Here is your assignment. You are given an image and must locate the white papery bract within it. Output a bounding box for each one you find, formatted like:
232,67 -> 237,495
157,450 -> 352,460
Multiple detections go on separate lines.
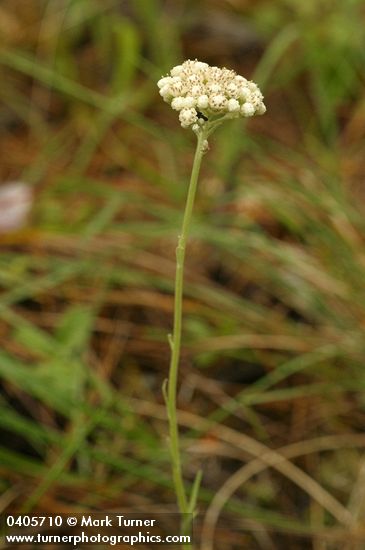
158,59 -> 266,130
179,108 -> 198,128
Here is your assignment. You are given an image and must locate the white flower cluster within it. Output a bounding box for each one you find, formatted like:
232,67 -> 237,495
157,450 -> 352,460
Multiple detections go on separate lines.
158,59 -> 266,129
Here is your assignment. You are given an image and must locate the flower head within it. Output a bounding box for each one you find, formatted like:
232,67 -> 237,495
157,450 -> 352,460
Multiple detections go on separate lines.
158,59 -> 266,131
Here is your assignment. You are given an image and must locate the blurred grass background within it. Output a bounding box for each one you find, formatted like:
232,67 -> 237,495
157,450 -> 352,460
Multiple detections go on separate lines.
1,1 -> 365,548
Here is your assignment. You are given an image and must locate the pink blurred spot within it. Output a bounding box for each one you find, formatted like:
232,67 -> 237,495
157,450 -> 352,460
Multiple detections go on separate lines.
0,182 -> 33,233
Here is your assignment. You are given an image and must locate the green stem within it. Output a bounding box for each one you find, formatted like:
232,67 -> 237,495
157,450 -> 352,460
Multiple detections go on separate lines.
166,129 -> 207,538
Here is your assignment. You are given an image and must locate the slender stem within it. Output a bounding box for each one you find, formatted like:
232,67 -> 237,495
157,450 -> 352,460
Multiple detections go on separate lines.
167,129 -> 206,519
